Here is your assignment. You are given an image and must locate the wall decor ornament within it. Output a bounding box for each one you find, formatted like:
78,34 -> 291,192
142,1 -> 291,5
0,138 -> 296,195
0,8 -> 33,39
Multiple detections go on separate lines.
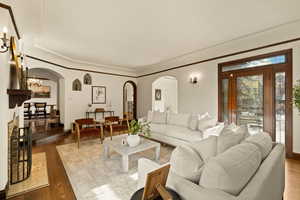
83,73 -> 92,85
155,89 -> 161,101
92,86 -> 106,104
72,79 -> 82,91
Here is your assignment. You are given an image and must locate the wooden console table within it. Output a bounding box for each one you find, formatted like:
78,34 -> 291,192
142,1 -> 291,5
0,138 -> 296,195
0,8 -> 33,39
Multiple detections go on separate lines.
86,110 -> 114,120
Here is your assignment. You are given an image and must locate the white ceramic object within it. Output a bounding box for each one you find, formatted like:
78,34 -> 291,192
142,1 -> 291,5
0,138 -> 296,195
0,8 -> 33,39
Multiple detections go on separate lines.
127,135 -> 141,147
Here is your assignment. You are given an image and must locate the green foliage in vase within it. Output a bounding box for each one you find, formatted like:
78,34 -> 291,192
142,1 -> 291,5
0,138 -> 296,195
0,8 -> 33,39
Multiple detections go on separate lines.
129,120 -> 150,136
294,80 -> 300,112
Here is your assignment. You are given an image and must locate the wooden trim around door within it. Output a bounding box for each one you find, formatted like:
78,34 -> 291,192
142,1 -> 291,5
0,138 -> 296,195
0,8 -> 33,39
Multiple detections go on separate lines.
218,49 -> 293,158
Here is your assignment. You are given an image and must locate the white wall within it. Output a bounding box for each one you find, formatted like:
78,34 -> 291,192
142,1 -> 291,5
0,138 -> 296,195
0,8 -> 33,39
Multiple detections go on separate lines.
0,10 -> 23,190
26,55 -> 137,130
152,77 -> 178,113
137,21 -> 300,153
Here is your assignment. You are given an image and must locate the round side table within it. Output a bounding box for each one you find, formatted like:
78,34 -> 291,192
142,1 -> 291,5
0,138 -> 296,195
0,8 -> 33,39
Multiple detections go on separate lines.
130,187 -> 181,200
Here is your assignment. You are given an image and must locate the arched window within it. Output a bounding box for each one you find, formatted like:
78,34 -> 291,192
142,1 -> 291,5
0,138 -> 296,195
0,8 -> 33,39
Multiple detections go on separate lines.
72,79 -> 82,91
83,73 -> 92,85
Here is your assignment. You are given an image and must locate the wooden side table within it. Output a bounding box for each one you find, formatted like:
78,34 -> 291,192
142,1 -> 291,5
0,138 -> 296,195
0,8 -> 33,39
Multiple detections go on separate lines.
130,187 -> 181,200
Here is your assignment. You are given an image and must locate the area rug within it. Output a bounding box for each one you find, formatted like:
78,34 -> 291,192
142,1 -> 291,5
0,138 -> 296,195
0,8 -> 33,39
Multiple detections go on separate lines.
7,152 -> 49,198
56,138 -> 173,200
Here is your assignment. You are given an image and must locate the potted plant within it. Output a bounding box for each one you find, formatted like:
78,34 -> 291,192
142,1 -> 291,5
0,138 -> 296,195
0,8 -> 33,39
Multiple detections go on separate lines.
127,119 -> 150,147
294,80 -> 300,112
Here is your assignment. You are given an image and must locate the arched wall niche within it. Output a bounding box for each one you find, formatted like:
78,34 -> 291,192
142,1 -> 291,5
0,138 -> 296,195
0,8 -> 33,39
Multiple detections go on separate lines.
152,76 -> 178,113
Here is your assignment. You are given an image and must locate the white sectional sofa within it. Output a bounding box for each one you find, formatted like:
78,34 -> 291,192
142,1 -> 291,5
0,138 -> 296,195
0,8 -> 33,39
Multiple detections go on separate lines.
138,128 -> 285,200
142,111 -> 223,147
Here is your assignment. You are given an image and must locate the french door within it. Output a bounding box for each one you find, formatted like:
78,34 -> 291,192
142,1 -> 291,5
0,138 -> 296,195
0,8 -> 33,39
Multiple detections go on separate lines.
218,49 -> 293,156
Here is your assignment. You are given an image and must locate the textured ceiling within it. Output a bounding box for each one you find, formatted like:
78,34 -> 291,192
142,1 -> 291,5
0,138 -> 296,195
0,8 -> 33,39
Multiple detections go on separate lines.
7,0 -> 300,70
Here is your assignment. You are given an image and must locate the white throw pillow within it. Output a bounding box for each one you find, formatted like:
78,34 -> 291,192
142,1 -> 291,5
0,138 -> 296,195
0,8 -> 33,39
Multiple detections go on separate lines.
198,114 -> 217,132
188,114 -> 199,130
167,113 -> 191,127
200,143 -> 262,196
190,136 -> 218,162
202,123 -> 225,139
151,111 -> 167,124
170,145 -> 204,183
243,132 -> 272,159
217,127 -> 245,154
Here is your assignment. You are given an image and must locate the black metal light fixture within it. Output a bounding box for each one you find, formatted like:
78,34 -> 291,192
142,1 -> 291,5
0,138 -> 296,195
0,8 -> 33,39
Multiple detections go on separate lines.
0,26 -> 10,53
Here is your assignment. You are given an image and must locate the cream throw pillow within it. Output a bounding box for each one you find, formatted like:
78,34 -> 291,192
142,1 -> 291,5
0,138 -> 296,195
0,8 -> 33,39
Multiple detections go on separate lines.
217,129 -> 245,154
190,136 -> 218,162
170,145 -> 204,183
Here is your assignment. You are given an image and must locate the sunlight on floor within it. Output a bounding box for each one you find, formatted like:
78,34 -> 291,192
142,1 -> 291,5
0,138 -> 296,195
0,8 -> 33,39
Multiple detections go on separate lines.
92,184 -> 122,200
129,172 -> 138,181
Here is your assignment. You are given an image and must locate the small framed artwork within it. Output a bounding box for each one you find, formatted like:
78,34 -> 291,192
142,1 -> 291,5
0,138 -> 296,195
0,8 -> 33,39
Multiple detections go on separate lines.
142,164 -> 171,200
155,89 -> 161,101
92,86 -> 106,104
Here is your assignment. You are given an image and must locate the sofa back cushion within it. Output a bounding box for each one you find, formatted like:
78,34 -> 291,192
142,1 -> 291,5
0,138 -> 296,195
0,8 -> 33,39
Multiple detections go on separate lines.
243,132 -> 272,159
167,113 -> 191,127
200,143 -> 262,196
170,145 -> 204,183
147,111 -> 153,122
188,114 -> 199,130
151,111 -> 167,124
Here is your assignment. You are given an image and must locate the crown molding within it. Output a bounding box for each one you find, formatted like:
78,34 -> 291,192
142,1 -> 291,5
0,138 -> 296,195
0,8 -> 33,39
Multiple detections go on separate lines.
34,44 -> 137,73
26,55 -> 137,78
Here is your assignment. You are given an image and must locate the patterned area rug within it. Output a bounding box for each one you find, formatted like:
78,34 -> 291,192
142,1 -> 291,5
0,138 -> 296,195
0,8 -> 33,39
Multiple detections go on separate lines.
7,152 -> 49,198
56,138 -> 173,200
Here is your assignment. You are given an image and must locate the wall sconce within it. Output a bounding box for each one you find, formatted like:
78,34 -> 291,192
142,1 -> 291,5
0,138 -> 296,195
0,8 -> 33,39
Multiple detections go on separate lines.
0,26 -> 10,53
189,74 -> 200,84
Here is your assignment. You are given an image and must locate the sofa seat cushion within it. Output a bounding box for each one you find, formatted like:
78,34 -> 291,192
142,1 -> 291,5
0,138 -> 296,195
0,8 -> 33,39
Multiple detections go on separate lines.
190,136 -> 218,162
163,125 -> 203,142
200,143 -> 262,196
243,132 -> 273,159
170,145 -> 204,183
167,113 -> 191,127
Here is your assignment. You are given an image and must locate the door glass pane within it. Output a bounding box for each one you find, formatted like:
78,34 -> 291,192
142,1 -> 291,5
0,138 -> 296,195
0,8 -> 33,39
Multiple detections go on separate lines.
222,79 -> 229,122
275,72 -> 286,144
236,75 -> 264,134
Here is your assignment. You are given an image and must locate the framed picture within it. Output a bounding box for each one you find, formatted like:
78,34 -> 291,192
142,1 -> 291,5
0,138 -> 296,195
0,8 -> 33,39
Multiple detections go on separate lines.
142,164 -> 171,200
155,89 -> 161,101
28,82 -> 51,98
92,86 -> 106,104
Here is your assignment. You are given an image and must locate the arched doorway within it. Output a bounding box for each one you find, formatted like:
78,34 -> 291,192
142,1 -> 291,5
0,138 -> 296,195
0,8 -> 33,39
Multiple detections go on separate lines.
123,81 -> 137,120
26,68 -> 66,131
152,76 -> 178,113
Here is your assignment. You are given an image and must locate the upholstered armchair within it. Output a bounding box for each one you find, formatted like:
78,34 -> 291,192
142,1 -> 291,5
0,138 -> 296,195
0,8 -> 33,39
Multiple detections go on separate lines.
104,116 -> 130,140
75,118 -> 103,148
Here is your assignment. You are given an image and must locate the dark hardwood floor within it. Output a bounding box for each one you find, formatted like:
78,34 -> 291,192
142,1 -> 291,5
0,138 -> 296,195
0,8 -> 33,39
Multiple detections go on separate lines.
9,123 -> 300,200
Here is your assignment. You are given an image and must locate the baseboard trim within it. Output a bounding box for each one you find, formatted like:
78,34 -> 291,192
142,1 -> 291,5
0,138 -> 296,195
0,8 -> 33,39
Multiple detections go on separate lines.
291,153 -> 300,160
0,182 -> 8,200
